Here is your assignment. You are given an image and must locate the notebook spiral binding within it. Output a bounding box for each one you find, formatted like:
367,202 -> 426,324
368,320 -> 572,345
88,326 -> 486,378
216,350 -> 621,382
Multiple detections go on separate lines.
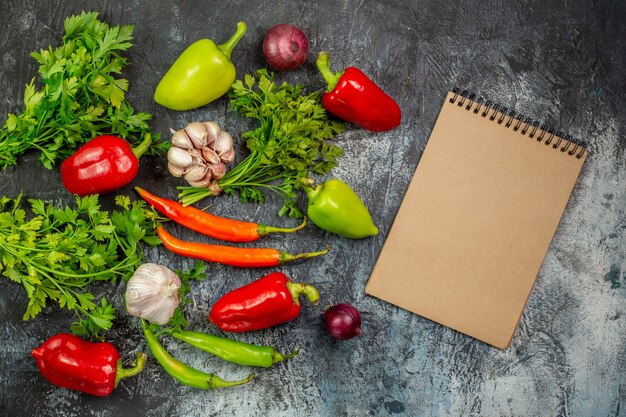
450,88 -> 588,159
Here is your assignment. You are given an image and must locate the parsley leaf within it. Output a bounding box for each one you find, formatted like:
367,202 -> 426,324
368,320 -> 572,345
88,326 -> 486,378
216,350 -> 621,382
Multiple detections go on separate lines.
176,261 -> 208,307
0,11 -> 167,170
70,297 -> 117,341
178,69 -> 345,216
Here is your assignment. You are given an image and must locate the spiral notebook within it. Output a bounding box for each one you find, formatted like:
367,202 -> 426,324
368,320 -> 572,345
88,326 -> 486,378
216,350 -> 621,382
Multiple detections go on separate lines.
366,89 -> 588,349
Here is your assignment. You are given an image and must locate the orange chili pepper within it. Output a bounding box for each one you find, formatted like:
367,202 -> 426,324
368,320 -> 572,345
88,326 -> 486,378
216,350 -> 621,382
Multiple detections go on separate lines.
156,227 -> 329,268
136,187 -> 306,242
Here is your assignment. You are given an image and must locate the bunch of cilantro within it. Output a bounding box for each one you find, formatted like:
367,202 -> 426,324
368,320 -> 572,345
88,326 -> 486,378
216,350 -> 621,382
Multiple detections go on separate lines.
0,194 -> 161,339
0,11 -> 166,170
177,69 -> 345,217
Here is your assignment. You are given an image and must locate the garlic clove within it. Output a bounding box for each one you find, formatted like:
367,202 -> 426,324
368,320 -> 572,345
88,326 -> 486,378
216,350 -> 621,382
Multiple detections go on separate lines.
210,161 -> 227,180
219,148 -> 235,165
214,130 -> 234,155
202,147 -> 220,165
188,148 -> 206,164
183,164 -> 211,182
168,162 -> 186,178
187,176 -> 213,188
125,263 -> 182,326
171,128 -> 194,149
185,122 -> 209,148
167,146 -> 194,168
203,121 -> 221,147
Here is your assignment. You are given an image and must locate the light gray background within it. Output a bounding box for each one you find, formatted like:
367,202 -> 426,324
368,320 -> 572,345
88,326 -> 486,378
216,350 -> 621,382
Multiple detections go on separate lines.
0,1 -> 624,416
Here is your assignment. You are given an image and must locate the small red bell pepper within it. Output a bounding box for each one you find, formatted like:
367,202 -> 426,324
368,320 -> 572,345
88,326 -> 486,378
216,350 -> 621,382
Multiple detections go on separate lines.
32,333 -> 146,396
60,133 -> 151,195
316,51 -> 401,131
209,272 -> 320,332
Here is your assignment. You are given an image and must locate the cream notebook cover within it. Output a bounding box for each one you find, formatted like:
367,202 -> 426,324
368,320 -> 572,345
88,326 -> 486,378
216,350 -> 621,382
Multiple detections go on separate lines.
365,90 -> 588,349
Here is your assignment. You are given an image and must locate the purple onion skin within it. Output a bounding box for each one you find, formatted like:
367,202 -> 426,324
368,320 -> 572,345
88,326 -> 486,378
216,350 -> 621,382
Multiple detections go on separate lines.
324,303 -> 363,340
263,24 -> 309,71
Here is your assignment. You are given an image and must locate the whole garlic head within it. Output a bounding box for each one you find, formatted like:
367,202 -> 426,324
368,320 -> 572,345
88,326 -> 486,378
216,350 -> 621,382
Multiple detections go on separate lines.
167,121 -> 236,189
125,263 -> 181,325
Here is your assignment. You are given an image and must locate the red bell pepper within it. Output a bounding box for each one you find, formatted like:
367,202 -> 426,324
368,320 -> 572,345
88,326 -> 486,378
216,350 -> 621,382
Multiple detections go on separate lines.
32,333 -> 146,396
60,133 -> 151,195
209,272 -> 320,332
316,51 -> 401,131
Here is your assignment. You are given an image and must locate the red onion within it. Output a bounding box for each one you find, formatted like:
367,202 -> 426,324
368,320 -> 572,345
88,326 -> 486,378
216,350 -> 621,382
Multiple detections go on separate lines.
263,24 -> 309,71
324,303 -> 362,340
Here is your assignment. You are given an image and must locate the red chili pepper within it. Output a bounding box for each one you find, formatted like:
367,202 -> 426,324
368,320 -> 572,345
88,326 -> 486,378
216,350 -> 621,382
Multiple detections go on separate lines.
316,51 -> 401,131
136,187 -> 306,242
31,334 -> 146,396
209,271 -> 320,332
156,226 -> 329,268
61,134 -> 152,196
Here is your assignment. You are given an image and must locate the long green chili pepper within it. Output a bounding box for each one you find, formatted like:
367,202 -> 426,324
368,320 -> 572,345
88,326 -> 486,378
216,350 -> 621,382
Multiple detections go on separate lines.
172,330 -> 300,368
141,320 -> 253,389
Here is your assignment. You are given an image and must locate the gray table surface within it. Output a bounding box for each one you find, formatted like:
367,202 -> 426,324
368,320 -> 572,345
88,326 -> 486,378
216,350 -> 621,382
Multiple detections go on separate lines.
0,1 -> 624,416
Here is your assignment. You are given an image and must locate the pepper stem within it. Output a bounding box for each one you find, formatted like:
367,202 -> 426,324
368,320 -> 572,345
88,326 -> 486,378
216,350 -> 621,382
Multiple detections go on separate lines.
272,347 -> 301,365
279,246 -> 330,265
300,177 -> 316,188
131,133 -> 152,159
316,52 -> 344,92
115,352 -> 148,387
218,21 -> 247,60
286,281 -> 320,305
257,217 -> 307,237
303,182 -> 322,205
207,373 -> 254,389
301,178 -> 323,204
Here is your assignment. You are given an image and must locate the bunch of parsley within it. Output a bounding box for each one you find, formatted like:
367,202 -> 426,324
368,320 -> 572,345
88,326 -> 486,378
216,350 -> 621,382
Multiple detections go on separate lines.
0,194 -> 161,339
0,11 -> 166,170
178,69 -> 344,217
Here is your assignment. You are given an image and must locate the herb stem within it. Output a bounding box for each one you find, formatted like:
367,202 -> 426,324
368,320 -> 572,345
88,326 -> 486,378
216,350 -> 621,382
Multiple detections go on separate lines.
30,258 -> 137,280
0,242 -> 134,282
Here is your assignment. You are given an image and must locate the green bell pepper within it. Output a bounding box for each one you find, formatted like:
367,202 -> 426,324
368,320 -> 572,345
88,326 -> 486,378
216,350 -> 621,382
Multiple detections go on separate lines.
304,178 -> 379,239
154,22 -> 247,111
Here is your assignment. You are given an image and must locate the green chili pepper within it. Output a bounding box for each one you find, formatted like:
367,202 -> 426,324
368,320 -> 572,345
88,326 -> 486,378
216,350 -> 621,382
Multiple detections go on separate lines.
140,320 -> 253,389
154,22 -> 247,111
172,330 -> 299,368
303,178 -> 379,239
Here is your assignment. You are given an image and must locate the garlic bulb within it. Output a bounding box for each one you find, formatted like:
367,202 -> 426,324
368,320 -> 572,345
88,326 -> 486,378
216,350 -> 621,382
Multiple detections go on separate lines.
167,121 -> 236,189
125,263 -> 181,325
